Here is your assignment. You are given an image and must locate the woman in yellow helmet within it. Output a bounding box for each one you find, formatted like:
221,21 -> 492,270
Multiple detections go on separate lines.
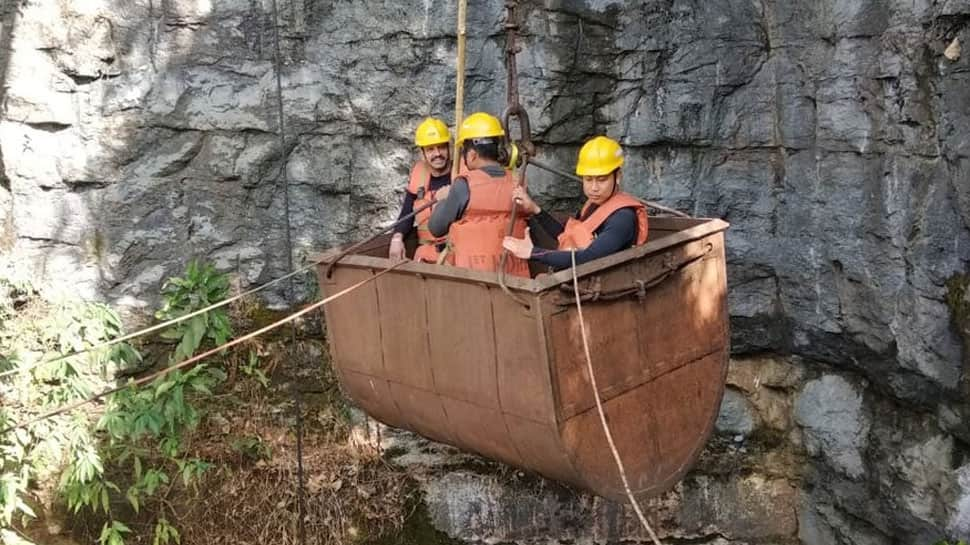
502,136 -> 648,270
389,117 -> 454,261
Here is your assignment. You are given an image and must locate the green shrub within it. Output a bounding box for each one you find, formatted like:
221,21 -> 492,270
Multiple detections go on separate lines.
1,260 -> 234,545
156,260 -> 232,363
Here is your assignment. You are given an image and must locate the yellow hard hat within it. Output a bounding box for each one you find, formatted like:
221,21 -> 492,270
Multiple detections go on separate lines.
414,117 -> 451,147
457,112 -> 505,144
576,136 -> 624,176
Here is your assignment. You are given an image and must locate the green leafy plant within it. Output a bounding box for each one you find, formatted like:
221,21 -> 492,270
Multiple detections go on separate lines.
1,274 -> 141,545
98,520 -> 131,545
240,350 -> 270,389
62,365 -> 225,545
155,260 -> 232,363
33,301 -> 142,404
230,436 -> 272,461
1,260 -> 232,545
0,416 -> 36,529
152,518 -> 180,545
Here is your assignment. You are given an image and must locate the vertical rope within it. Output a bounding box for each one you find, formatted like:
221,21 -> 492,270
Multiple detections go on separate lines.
268,1 -> 306,544
451,0 -> 467,179
570,250 -> 662,545
270,2 -> 295,299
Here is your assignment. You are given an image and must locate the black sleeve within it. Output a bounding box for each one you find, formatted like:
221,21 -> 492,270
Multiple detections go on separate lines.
393,191 -> 417,236
531,208 -> 638,270
526,210 -> 564,250
428,178 -> 470,237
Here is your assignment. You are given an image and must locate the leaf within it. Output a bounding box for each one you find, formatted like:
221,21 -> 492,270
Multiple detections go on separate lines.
15,498 -> 35,519
158,328 -> 183,340
206,366 -> 227,383
154,381 -> 175,399
1,529 -> 36,545
119,344 -> 143,363
171,385 -> 184,411
189,315 -> 206,347
146,412 -> 162,435
189,382 -> 211,395
126,487 -> 140,513
100,486 -> 110,513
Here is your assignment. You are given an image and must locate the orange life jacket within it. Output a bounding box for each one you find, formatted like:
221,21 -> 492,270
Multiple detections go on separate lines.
446,168 -> 530,278
557,192 -> 649,251
406,161 -> 448,262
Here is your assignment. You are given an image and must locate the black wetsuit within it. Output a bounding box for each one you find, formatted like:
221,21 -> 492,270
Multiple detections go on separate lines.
527,206 -> 639,270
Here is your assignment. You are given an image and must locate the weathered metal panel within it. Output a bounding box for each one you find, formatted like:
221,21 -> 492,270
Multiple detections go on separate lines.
440,397 -> 522,467
549,297 -> 643,420
491,289 -> 557,425
322,267 -> 384,377
386,382 -> 454,445
556,232 -> 729,501
503,415 -> 584,488
551,237 -> 726,421
633,238 -> 726,366
644,351 -> 726,488
337,369 -> 408,430
375,273 -> 435,390
560,350 -> 726,500
426,279 -> 500,409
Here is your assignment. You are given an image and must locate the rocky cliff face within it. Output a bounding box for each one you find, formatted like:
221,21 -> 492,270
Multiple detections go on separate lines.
2,0 -> 970,543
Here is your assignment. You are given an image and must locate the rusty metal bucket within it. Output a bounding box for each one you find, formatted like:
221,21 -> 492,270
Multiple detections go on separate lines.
314,217 -> 730,502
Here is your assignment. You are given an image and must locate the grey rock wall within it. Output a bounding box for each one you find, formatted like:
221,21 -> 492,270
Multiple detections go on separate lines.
2,0 -> 970,543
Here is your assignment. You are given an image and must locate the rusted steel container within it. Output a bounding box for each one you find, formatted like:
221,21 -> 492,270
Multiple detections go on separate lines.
315,217 -> 729,502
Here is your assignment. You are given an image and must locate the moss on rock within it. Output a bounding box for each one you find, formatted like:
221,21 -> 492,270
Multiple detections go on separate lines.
945,271 -> 970,360
363,491 -> 460,545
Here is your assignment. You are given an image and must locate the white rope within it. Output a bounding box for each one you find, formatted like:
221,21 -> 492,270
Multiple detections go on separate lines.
2,261 -> 406,435
570,250 -> 663,545
0,266 -> 311,379
0,210 -> 422,381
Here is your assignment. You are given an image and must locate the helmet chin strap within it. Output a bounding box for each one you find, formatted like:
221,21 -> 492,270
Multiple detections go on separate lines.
597,171 -> 620,201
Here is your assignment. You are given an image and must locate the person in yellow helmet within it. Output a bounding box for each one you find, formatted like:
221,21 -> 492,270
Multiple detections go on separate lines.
389,117 -> 454,261
502,136 -> 648,270
428,112 -> 531,277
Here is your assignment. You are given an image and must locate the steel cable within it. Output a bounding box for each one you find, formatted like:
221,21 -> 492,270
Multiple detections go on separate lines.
267,0 -> 306,541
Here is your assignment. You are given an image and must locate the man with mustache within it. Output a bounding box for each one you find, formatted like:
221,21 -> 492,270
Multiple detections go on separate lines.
389,117 -> 453,262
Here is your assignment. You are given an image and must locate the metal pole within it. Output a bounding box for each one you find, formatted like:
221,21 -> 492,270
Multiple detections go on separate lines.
452,0 -> 468,179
